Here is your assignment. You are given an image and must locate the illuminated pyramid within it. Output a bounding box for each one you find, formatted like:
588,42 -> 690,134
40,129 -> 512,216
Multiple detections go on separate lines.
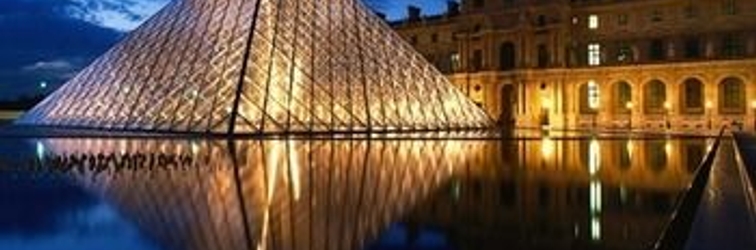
17,0 -> 491,134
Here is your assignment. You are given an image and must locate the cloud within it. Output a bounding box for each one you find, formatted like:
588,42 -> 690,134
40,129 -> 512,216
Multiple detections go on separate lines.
22,60 -> 75,73
64,0 -> 169,31
0,0 -> 123,100
21,59 -> 80,80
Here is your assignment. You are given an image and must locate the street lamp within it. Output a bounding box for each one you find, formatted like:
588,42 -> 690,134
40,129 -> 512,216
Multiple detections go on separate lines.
625,101 -> 634,130
705,100 -> 713,130
663,101 -> 671,130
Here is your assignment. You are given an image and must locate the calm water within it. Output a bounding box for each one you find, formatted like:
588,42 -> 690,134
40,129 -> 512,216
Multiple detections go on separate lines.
0,135 -> 710,249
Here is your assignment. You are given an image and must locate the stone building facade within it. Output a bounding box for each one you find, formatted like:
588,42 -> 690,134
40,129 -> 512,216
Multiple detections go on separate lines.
391,0 -> 756,130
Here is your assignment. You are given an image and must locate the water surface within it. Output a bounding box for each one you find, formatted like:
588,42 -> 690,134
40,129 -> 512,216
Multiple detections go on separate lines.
0,135 -> 709,249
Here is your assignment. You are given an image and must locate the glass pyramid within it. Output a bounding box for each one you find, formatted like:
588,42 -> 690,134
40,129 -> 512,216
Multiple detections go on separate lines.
17,0 -> 491,134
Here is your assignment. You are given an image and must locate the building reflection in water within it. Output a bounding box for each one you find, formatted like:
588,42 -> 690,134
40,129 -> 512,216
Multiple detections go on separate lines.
31,136 -> 710,250
35,138 -> 484,250
397,137 -> 709,249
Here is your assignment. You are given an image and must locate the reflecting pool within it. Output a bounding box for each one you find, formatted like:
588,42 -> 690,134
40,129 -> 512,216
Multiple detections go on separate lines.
0,135 -> 710,249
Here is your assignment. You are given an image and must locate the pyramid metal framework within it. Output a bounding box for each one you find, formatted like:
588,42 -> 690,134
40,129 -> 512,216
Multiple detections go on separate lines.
17,0 -> 491,134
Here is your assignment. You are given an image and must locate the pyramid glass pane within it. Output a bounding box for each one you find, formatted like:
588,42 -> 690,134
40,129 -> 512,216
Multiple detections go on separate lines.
17,0 -> 491,134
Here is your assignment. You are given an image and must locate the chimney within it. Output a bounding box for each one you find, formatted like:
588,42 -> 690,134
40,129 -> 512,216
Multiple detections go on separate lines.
447,1 -> 460,16
407,5 -> 421,22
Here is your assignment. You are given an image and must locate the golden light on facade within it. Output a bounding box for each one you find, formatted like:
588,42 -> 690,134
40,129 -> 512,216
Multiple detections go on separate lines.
541,98 -> 552,110
750,100 -> 756,109
705,100 -> 713,109
541,136 -> 555,160
287,140 -> 301,201
663,101 -> 671,110
625,101 -> 634,110
665,141 -> 672,156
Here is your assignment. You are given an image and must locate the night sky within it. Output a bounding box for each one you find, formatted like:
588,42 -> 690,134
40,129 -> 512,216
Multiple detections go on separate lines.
0,0 -> 449,101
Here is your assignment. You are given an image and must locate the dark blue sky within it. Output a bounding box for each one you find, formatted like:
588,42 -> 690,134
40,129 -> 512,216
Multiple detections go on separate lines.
0,0 -> 448,101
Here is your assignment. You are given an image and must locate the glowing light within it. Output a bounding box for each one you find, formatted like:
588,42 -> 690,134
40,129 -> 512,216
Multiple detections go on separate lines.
39,81 -> 48,89
626,141 -> 634,160
663,101 -> 671,110
665,141 -> 672,156
590,180 -> 602,214
266,142 -> 281,199
574,223 -> 580,237
589,139 -> 600,175
591,217 -> 601,241
588,14 -> 599,29
625,101 -> 633,109
588,44 -> 601,66
705,100 -> 713,109
541,136 -> 555,160
541,98 -> 551,109
588,80 -> 600,109
191,141 -> 199,155
750,100 -> 756,109
36,142 -> 45,161
589,180 -> 602,241
287,140 -> 301,201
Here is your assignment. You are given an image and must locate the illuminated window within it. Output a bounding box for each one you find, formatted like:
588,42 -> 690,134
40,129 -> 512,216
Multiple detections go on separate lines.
588,43 -> 601,66
588,14 -> 599,29
450,52 -> 461,72
588,80 -> 600,110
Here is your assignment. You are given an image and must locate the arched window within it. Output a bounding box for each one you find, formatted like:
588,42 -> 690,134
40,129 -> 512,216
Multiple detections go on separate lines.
644,80 -> 667,114
681,78 -> 704,114
499,42 -> 516,71
719,77 -> 745,114
579,81 -> 600,114
613,81 -> 632,114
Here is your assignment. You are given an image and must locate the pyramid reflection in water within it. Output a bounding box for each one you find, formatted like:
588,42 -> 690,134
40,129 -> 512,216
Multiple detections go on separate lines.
39,138 -> 485,250
17,0 -> 490,134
